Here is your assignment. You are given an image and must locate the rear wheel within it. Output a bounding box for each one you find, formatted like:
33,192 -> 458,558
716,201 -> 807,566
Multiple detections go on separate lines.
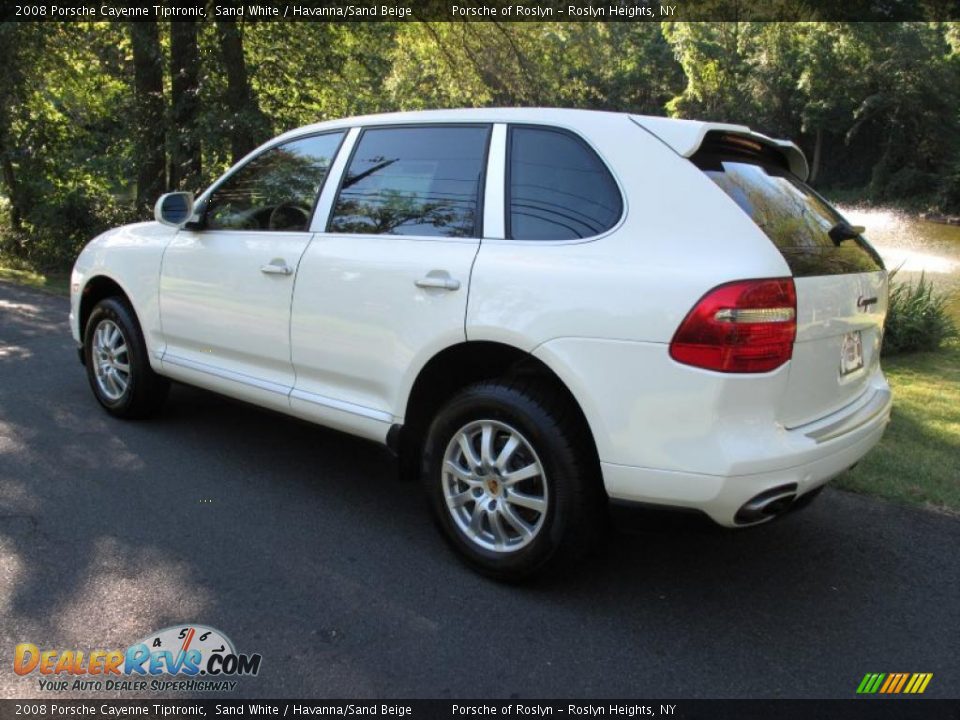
422,380 -> 602,580
84,297 -> 169,419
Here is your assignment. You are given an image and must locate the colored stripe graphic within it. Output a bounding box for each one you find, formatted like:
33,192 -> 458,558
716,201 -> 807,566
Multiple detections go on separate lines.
893,673 -> 909,693
908,673 -> 933,694
857,673 -> 933,694
857,673 -> 885,694
879,674 -> 896,693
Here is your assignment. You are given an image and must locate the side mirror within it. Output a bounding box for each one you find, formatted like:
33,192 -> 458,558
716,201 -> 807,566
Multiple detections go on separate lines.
154,192 -> 195,227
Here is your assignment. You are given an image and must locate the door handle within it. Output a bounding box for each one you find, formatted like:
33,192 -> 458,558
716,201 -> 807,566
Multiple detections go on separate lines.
261,260 -> 293,276
415,274 -> 461,291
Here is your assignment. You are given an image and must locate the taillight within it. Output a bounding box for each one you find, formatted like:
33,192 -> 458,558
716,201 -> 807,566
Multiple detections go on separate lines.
669,278 -> 796,373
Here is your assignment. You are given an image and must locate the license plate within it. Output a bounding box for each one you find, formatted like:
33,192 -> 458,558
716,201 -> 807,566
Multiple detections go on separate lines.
840,331 -> 864,375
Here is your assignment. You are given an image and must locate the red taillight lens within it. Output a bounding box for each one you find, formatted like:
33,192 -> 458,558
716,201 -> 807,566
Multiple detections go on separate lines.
669,278 -> 797,373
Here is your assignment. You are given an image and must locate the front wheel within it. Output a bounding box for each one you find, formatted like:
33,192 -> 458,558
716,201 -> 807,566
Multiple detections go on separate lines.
422,380 -> 602,580
84,297 -> 169,419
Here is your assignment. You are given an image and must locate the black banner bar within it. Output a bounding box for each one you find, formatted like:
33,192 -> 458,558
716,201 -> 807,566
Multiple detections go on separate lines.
1,700 -> 959,720
2,0 -> 960,22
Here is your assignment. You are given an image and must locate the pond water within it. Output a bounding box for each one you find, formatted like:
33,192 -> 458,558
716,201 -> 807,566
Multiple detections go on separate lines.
838,207 -> 960,276
837,206 -> 960,317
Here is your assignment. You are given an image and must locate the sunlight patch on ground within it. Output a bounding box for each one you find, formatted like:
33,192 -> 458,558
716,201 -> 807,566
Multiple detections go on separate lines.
53,536 -> 213,646
0,420 -> 28,458
0,298 -> 43,317
0,543 -> 25,616
0,344 -> 32,360
0,478 -> 41,515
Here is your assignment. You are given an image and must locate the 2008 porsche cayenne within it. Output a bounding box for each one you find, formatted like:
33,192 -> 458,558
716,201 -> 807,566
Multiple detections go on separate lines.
70,108 -> 891,579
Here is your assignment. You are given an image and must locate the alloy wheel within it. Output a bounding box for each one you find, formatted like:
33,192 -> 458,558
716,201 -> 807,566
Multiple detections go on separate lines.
91,319 -> 130,401
441,419 -> 548,553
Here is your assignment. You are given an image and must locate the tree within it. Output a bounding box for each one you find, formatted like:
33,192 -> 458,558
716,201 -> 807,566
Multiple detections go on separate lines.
662,22 -> 754,123
4,20 -> 960,272
130,21 -> 166,212
794,24 -> 863,183
844,23 -> 960,202
169,20 -> 202,192
215,18 -> 269,163
0,24 -> 44,235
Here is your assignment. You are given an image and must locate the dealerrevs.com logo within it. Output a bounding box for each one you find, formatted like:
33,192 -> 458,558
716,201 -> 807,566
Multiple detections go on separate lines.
14,625 -> 262,693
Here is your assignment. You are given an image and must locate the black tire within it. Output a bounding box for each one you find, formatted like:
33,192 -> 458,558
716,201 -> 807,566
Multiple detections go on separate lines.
83,297 -> 169,419
421,379 -> 603,581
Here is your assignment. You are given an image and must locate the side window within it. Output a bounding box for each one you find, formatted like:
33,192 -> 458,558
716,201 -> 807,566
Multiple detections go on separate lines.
204,132 -> 344,232
507,126 -> 622,241
328,125 -> 490,238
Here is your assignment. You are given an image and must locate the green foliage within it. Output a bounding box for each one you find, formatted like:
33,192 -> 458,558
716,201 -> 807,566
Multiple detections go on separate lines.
936,154 -> 960,210
1,21 -> 960,272
883,273 -> 959,355
383,22 -> 684,112
1,187 -> 138,270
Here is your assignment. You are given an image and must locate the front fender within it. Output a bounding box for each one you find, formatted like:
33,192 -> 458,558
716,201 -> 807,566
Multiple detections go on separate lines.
71,221 -> 177,362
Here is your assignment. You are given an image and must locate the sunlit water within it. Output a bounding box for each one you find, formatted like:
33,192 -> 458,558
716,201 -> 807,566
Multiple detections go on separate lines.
837,206 -> 960,307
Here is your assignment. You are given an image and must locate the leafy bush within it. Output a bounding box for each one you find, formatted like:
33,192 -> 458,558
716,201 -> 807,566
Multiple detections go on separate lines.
0,188 -> 139,271
883,272 -> 958,355
937,155 -> 960,213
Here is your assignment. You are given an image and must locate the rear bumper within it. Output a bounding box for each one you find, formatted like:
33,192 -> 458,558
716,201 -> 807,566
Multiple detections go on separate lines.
602,384 -> 892,527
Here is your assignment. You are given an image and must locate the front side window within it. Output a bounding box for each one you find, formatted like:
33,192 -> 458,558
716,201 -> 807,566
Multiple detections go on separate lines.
328,125 -> 490,238
507,126 -> 622,241
204,132 -> 344,232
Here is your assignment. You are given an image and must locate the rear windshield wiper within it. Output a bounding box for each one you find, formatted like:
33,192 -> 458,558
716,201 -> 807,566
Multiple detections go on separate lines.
828,221 -> 865,246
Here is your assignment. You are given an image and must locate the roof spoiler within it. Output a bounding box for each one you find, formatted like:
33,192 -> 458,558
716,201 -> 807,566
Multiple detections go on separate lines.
630,116 -> 809,182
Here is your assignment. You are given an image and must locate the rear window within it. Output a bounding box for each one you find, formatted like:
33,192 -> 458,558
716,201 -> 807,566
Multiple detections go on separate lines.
693,140 -> 884,277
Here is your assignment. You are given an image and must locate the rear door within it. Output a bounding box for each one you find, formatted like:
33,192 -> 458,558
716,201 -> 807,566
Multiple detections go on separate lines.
692,135 -> 887,428
288,124 -> 491,438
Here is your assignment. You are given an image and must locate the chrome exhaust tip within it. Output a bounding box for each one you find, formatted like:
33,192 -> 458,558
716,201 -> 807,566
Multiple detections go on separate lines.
735,484 -> 798,525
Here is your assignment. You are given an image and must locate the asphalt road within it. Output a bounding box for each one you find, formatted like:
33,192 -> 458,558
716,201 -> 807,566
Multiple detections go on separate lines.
1,280 -> 958,700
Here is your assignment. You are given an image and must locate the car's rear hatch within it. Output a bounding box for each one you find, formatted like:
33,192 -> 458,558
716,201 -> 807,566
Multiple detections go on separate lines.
682,129 -> 887,428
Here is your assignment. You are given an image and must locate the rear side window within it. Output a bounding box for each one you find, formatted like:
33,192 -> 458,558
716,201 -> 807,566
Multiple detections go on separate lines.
507,126 -> 622,241
328,125 -> 490,238
693,140 -> 883,276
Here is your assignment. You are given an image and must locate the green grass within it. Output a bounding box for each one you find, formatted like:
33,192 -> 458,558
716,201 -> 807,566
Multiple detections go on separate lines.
1,251 -> 957,513
836,342 -> 960,514
0,257 -> 70,296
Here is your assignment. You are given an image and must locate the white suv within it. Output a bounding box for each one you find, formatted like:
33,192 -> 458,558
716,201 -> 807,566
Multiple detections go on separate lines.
70,108 -> 891,579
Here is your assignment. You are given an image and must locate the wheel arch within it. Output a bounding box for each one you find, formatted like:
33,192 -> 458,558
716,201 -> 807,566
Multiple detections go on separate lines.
79,274 -> 136,340
397,341 -> 602,486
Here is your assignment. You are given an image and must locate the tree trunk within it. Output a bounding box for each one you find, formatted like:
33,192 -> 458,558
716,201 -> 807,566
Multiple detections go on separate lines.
169,20 -> 201,191
1,153 -> 23,233
0,116 -> 24,233
130,21 -> 166,213
0,24 -> 33,236
215,19 -> 268,164
809,127 -> 823,185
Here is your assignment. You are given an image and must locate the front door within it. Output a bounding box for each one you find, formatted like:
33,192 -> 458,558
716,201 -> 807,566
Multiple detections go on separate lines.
159,132 -> 345,411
